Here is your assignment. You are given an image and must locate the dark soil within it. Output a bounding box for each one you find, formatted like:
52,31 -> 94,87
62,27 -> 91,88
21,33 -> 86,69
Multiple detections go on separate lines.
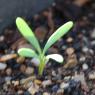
0,0 -> 95,95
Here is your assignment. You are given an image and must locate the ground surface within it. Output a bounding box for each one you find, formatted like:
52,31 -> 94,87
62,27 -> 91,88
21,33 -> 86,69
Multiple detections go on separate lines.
0,0 -> 95,95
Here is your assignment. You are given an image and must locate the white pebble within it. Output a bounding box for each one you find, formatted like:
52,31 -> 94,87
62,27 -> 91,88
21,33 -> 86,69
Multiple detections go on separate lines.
42,80 -> 52,88
82,47 -> 88,53
82,63 -> 88,70
60,82 -> 69,89
0,63 -> 7,70
79,56 -> 86,62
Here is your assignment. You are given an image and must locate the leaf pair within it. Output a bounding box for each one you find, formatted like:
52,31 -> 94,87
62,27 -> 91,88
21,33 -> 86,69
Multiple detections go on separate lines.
16,17 -> 73,64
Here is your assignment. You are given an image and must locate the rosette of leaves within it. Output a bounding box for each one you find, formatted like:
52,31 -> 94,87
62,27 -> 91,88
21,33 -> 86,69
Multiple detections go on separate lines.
16,17 -> 73,75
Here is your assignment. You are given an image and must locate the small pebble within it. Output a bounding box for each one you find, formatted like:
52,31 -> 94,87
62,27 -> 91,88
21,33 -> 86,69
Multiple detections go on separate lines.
3,83 -> 8,91
52,70 -> 56,77
52,85 -> 59,92
0,54 -> 17,62
25,67 -> 34,75
28,83 -> 39,95
91,40 -> 95,46
82,63 -> 88,70
57,89 -> 64,95
64,54 -> 78,68
82,47 -> 89,53
66,37 -> 73,43
60,82 -> 69,89
17,90 -> 24,95
42,80 -> 52,88
72,72 -> 87,85
66,47 -> 75,55
0,77 -> 5,84
89,72 -> 95,80
64,76 -> 71,81
5,76 -> 12,82
0,63 -> 7,70
20,76 -> 36,85
20,64 -> 26,73
12,80 -> 19,86
90,29 -> 95,38
0,35 -> 5,42
6,68 -> 12,76
79,56 -> 86,62
24,81 -> 33,89
16,57 -> 25,64
43,92 -> 50,95
34,79 -> 42,85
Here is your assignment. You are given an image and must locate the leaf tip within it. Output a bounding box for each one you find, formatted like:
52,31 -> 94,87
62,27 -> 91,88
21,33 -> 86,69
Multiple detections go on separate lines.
67,21 -> 74,27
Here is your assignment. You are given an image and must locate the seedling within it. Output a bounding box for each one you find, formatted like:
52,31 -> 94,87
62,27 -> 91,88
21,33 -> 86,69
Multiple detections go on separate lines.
16,17 -> 73,75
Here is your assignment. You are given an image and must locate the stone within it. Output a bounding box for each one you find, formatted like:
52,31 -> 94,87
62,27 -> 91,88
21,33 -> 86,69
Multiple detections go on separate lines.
16,57 -> 25,64
72,72 -> 87,85
66,47 -> 75,55
52,85 -> 59,92
3,83 -> 8,91
43,92 -> 50,95
28,83 -> 39,95
88,71 -> 95,80
17,90 -> 24,95
20,76 -> 36,85
79,56 -> 86,62
90,29 -> 95,38
64,54 -> 78,68
42,80 -> 52,88
66,37 -> 73,43
20,64 -> 26,73
91,40 -> 95,46
23,81 -> 33,89
0,54 -> 17,62
6,68 -> 12,76
57,89 -> 64,95
0,77 -> 5,84
0,63 -> 7,70
82,63 -> 88,70
0,35 -> 5,42
64,76 -> 71,81
60,82 -> 69,89
25,67 -> 34,75
12,80 -> 19,86
5,76 -> 12,83
82,47 -> 89,53
34,79 -> 42,85
52,70 -> 56,77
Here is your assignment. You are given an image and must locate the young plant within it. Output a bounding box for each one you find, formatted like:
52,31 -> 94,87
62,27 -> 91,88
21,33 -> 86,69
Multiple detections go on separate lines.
16,17 -> 73,75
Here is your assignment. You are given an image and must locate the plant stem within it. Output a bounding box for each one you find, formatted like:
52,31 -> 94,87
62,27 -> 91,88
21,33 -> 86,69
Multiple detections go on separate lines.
38,62 -> 45,75
38,56 -> 46,76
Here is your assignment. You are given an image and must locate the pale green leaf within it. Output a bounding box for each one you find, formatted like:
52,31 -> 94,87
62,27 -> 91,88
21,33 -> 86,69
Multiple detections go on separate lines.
43,21 -> 73,54
46,54 -> 64,63
18,48 -> 38,58
16,17 -> 41,54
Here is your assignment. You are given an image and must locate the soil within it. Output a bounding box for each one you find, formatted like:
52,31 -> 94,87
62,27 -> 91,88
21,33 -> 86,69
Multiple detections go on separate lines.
0,1 -> 95,95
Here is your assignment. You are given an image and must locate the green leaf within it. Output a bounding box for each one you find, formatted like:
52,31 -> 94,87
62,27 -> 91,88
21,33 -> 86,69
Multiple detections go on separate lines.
16,17 -> 41,54
46,54 -> 64,63
18,48 -> 38,58
43,21 -> 73,54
